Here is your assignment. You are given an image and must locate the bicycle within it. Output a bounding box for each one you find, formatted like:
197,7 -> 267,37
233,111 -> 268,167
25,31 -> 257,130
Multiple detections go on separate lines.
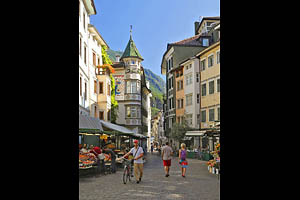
121,158 -> 133,184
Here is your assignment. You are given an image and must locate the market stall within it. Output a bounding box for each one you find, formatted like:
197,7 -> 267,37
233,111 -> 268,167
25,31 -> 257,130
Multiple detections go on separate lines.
207,142 -> 220,178
99,120 -> 136,166
79,114 -> 104,176
185,131 -> 206,159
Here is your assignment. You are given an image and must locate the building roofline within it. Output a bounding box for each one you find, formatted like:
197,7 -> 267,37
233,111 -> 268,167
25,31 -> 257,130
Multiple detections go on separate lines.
82,0 -> 97,15
196,16 -> 220,34
195,41 -> 220,57
88,24 -> 109,48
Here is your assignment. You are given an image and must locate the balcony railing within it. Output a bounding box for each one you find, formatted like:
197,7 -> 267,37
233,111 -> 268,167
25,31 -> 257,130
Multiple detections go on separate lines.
125,118 -> 141,126
124,93 -> 141,101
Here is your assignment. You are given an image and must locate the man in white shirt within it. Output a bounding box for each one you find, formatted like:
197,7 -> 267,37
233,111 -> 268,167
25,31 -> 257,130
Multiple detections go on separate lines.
161,142 -> 173,177
122,140 -> 144,183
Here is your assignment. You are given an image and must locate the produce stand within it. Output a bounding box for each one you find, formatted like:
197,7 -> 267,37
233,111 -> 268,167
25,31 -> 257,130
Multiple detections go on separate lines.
207,143 -> 220,178
79,153 -> 99,177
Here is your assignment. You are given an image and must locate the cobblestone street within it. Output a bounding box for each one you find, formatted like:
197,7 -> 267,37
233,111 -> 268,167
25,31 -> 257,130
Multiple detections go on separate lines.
79,152 -> 220,200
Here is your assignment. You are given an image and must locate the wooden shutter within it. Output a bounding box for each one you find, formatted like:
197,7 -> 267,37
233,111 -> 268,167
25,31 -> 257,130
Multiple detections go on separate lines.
84,82 -> 87,100
80,77 -> 82,96
84,46 -> 86,64
93,52 -> 96,66
94,80 -> 97,93
79,37 -> 81,57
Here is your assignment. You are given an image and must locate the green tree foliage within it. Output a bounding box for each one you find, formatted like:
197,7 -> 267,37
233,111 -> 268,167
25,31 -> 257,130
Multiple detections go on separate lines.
101,46 -> 118,122
170,123 -> 187,145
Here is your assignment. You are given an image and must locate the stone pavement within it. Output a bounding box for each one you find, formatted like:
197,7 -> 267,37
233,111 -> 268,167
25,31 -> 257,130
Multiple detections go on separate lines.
79,152 -> 220,200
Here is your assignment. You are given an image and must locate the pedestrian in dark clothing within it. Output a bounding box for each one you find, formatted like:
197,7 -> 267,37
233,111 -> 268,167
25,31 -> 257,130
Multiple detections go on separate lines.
151,144 -> 154,154
103,148 -> 116,173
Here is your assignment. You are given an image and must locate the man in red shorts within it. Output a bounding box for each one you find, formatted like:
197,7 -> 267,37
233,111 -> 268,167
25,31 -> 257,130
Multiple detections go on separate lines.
161,142 -> 173,177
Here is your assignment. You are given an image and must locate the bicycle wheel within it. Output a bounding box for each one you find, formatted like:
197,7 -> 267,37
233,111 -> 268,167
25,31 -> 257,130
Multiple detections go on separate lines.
127,167 -> 131,182
123,166 -> 128,184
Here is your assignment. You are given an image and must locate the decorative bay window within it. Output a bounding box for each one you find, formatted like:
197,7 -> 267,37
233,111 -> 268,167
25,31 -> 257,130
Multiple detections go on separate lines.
126,80 -> 140,94
126,106 -> 141,118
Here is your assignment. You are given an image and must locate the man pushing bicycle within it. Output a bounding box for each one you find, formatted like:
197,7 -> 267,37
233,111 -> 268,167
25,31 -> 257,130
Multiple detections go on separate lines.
122,140 -> 144,184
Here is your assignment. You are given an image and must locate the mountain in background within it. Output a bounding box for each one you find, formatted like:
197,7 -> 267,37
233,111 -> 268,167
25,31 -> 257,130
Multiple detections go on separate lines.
107,48 -> 123,62
143,68 -> 165,117
107,49 -> 165,118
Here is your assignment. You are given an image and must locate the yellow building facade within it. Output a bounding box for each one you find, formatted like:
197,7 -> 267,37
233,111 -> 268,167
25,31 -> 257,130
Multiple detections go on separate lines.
197,41 -> 220,129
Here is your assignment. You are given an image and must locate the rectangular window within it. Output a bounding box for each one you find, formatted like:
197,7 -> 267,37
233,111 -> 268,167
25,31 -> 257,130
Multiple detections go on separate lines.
94,106 -> 97,118
169,118 -> 172,128
217,79 -> 220,92
197,114 -> 200,125
217,51 -> 220,64
107,110 -> 111,121
201,83 -> 207,96
84,82 -> 87,100
94,80 -> 97,94
208,55 -> 214,67
84,46 -> 87,64
197,94 -> 200,103
209,109 -> 215,122
80,77 -> 82,96
107,83 -> 111,96
177,81 -> 180,91
79,37 -> 82,57
200,59 -> 206,71
201,110 -> 206,122
93,52 -> 96,66
99,111 -> 104,120
196,73 -> 200,82
186,94 -> 193,106
203,38 -> 209,46
126,106 -> 131,117
186,114 -> 193,126
172,98 -> 175,109
209,80 -> 215,94
98,57 -> 100,66
218,107 -> 220,121
99,82 -> 103,94
181,99 -> 184,108
126,80 -> 137,93
83,11 -> 86,30
186,74 -> 193,85
126,106 -> 140,118
177,100 -> 180,109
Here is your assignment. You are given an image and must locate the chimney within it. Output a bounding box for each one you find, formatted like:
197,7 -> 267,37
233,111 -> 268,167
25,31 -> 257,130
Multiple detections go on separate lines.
115,55 -> 120,62
194,22 -> 200,35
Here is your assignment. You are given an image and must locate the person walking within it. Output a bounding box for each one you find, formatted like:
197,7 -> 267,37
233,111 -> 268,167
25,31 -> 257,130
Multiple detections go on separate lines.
151,144 -> 154,154
161,142 -> 173,177
103,148 -> 116,173
122,140 -> 144,184
179,143 -> 188,178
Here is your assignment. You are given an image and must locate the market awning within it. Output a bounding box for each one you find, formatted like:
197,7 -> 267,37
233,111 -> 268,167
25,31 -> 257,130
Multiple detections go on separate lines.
100,120 -> 135,136
185,130 -> 206,136
132,133 -> 148,139
79,114 -> 103,133
183,136 -> 192,140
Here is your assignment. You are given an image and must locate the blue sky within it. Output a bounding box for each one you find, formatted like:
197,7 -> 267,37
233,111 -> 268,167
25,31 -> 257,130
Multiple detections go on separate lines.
90,0 -> 220,80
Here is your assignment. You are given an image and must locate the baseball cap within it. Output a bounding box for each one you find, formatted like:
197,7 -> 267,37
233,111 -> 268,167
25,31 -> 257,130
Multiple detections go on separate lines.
134,140 -> 139,143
